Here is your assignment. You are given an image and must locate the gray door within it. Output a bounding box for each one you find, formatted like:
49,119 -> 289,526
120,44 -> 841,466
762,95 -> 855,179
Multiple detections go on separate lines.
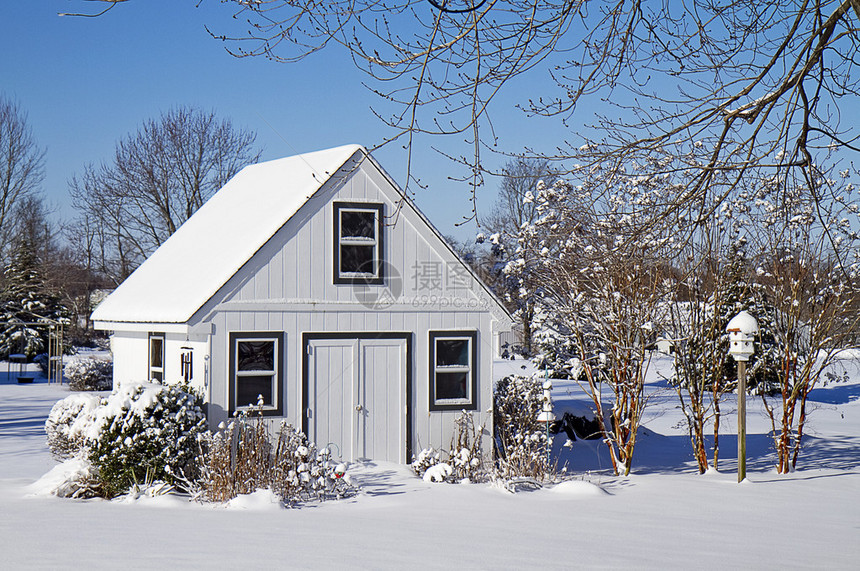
307,336 -> 407,462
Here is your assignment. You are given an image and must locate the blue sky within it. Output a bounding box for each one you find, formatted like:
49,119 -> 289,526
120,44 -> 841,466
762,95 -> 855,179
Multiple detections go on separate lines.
0,0 -> 573,242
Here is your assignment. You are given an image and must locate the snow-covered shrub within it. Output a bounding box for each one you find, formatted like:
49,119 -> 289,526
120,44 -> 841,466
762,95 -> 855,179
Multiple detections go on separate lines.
85,381 -> 206,497
200,409 -> 354,505
423,462 -> 453,483
411,447 -> 442,478
201,411 -> 271,501
122,477 -> 176,501
201,422 -> 239,502
270,423 -> 352,504
412,448 -> 454,483
45,393 -> 101,459
448,412 -> 486,481
493,374 -> 552,480
32,457 -> 104,499
64,357 -> 113,391
410,412 -> 488,483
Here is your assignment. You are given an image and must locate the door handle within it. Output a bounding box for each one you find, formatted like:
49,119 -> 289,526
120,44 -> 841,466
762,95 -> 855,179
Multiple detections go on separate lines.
355,404 -> 364,412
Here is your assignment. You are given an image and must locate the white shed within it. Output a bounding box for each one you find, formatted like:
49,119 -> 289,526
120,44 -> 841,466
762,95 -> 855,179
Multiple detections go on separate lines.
91,144 -> 513,464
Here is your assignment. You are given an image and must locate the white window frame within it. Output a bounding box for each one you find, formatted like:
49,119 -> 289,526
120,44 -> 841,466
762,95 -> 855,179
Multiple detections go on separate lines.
334,202 -> 384,284
230,333 -> 283,415
148,333 -> 164,382
429,331 -> 478,411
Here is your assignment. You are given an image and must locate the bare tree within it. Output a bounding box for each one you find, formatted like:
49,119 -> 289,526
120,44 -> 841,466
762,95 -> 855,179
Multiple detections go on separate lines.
216,0 -> 860,228
69,107 -> 261,284
0,95 -> 44,264
64,3 -> 860,224
484,159 -> 549,237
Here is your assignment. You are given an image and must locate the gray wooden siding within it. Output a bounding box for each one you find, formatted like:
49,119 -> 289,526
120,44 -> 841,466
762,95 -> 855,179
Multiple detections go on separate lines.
207,164 -> 495,309
194,158 -> 500,457
205,309 -> 495,456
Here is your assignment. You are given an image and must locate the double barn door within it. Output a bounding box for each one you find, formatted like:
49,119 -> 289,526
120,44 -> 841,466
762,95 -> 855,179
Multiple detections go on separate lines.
304,334 -> 409,463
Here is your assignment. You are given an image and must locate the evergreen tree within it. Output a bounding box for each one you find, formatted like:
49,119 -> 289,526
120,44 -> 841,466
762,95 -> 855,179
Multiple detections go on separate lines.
0,235 -> 69,359
718,239 -> 780,394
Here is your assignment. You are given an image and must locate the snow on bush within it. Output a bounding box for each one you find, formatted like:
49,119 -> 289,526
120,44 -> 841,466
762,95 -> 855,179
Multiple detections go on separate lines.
411,447 -> 442,478
85,381 -> 206,497
448,412 -> 486,481
64,357 -> 113,391
411,412 -> 487,483
423,462 -> 453,483
201,410 -> 355,506
45,393 -> 101,459
29,457 -> 104,499
493,375 -> 552,480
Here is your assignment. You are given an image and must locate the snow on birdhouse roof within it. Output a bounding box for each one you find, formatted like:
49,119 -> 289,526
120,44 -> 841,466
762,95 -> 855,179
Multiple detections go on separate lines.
91,144 -> 363,325
726,310 -> 759,335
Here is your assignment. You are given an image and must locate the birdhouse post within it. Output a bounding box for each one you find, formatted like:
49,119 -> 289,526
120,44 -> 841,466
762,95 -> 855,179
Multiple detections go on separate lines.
726,310 -> 759,483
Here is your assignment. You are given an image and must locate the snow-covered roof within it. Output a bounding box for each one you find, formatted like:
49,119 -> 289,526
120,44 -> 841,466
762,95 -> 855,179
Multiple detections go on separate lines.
726,310 -> 759,335
91,144 -> 363,325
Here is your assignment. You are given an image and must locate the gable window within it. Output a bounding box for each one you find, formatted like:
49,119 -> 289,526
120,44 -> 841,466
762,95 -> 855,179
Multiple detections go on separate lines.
229,332 -> 284,416
429,331 -> 478,411
149,333 -> 164,382
333,202 -> 384,284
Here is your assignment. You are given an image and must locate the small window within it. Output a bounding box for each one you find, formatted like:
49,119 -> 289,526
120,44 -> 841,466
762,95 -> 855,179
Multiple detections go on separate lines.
149,334 -> 164,382
229,332 -> 284,416
334,202 -> 384,284
429,331 -> 478,411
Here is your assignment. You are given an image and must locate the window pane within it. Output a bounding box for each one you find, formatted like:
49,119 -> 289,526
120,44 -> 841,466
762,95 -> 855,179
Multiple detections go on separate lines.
340,245 -> 375,274
236,375 -> 274,408
341,210 -> 375,238
436,372 -> 468,400
150,337 -> 163,368
436,339 -> 469,367
151,370 -> 163,382
238,341 -> 274,371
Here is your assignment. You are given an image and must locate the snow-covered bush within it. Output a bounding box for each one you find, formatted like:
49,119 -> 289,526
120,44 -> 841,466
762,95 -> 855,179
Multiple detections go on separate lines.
201,410 -> 354,506
423,462 -> 453,483
493,374 -> 552,480
412,449 -> 454,483
270,423 -> 352,504
448,412 -> 486,481
33,457 -> 104,499
45,393 -> 101,459
85,381 -> 206,497
411,412 -> 487,483
411,447 -> 441,478
64,357 -> 113,391
201,412 -> 271,501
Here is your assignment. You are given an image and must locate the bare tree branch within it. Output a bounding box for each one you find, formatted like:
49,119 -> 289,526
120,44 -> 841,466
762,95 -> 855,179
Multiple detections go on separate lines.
0,95 -> 44,264
59,0 -> 130,18
69,106 -> 261,284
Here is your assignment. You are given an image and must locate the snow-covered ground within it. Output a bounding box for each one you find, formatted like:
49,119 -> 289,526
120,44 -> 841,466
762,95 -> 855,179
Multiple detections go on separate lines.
2,355 -> 859,569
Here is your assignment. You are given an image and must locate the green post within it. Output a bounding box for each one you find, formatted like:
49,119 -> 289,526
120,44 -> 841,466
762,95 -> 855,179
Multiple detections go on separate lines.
737,360 -> 746,483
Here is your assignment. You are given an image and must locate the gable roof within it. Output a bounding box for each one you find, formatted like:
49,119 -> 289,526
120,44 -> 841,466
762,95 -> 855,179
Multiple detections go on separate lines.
92,144 -> 512,326
91,144 -> 362,324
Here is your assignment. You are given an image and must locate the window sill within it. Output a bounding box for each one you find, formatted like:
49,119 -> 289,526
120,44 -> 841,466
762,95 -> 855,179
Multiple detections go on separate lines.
430,400 -> 477,412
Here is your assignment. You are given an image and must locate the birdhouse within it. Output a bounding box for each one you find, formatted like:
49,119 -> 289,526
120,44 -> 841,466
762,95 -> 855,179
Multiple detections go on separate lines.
726,311 -> 759,362
536,379 -> 556,423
